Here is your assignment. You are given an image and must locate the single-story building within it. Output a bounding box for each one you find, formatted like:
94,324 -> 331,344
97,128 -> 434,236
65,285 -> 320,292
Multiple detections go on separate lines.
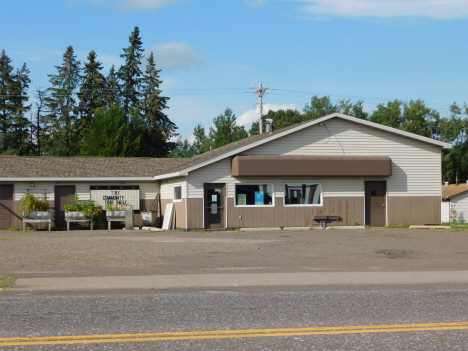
0,113 -> 451,230
441,183 -> 468,223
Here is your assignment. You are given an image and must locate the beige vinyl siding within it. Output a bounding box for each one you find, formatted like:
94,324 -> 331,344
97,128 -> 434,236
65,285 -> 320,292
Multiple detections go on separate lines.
160,177 -> 187,199
187,159 -> 364,199
242,118 -> 442,197
12,181 -> 159,201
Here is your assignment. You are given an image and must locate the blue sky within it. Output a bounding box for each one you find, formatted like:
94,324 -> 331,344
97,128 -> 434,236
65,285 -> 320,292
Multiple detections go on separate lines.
2,0 -> 468,140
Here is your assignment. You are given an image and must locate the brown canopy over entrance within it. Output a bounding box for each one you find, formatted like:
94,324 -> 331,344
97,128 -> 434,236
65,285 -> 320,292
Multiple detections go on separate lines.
231,155 -> 391,177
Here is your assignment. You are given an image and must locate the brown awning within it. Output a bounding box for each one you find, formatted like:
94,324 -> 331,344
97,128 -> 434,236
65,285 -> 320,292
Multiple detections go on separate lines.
231,156 -> 391,177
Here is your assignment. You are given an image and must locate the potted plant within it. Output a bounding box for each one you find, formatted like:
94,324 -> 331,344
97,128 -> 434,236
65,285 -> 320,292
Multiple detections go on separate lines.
106,204 -> 126,218
20,192 -> 51,219
64,194 -> 95,220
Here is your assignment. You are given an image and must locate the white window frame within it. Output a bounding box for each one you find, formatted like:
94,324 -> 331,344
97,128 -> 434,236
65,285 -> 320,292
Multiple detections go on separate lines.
234,183 -> 275,208
173,185 -> 182,202
283,183 -> 323,207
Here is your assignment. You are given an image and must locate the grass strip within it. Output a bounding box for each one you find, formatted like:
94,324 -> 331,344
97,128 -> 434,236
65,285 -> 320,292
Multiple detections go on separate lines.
0,276 -> 14,288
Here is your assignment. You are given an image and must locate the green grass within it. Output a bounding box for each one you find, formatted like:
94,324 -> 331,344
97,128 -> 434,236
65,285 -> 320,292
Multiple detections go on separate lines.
5,227 -> 22,231
0,276 -> 14,288
386,223 -> 411,228
442,222 -> 468,231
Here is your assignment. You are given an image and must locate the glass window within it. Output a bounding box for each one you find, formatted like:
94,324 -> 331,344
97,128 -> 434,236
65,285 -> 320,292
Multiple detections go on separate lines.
173,185 -> 182,201
235,184 -> 273,206
284,184 -> 322,206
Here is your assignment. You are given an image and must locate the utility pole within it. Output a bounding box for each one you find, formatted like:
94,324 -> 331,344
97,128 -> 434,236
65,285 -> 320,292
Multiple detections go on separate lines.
254,82 -> 268,134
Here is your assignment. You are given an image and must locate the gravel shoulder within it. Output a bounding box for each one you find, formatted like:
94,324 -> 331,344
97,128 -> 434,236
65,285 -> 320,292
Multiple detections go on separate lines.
1,228 -> 467,278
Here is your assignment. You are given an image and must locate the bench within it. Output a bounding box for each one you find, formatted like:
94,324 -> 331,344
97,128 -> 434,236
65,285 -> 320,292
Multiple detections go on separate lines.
107,217 -> 125,230
23,212 -> 52,231
23,218 -> 51,231
313,215 -> 340,228
65,218 -> 93,231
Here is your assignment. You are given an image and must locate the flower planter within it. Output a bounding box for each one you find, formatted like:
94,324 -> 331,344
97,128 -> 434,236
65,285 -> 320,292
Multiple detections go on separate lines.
24,211 -> 51,220
106,211 -> 125,218
65,212 -> 93,220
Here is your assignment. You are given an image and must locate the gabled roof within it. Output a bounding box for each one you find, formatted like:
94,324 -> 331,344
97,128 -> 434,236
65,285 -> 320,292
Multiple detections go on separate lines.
154,113 -> 452,179
442,183 -> 468,200
0,156 -> 190,180
0,113 -> 452,181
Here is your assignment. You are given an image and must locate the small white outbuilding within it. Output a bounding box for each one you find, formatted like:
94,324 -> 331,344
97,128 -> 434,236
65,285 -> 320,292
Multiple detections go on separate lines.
441,183 -> 468,223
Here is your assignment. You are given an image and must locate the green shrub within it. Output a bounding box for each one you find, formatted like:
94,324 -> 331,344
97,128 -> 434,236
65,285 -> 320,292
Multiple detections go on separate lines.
63,194 -> 96,219
20,193 -> 50,212
93,207 -> 107,229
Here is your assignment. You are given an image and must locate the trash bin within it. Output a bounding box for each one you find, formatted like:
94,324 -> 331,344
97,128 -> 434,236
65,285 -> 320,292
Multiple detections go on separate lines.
141,211 -> 153,226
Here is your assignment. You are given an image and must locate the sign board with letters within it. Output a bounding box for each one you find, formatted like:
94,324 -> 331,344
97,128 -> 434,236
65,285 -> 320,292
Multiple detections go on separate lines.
90,185 -> 140,210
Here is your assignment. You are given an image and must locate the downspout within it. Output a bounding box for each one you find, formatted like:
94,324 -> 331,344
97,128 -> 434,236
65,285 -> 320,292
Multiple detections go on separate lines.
185,180 -> 189,230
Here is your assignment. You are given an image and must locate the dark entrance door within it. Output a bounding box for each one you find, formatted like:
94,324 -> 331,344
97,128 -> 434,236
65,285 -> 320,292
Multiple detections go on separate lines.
365,181 -> 386,227
0,185 -> 14,229
204,183 -> 226,230
54,185 -> 75,228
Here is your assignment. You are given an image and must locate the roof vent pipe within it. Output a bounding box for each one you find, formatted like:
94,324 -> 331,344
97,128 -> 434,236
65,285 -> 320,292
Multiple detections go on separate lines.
265,119 -> 273,133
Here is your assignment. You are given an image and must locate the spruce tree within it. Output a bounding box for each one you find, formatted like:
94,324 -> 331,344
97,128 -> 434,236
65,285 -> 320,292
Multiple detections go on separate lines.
104,65 -> 121,107
78,50 -> 106,130
0,50 -> 16,153
32,87 -> 48,156
118,26 -> 143,115
0,51 -> 31,154
45,46 -> 81,156
138,51 -> 177,157
8,63 -> 31,155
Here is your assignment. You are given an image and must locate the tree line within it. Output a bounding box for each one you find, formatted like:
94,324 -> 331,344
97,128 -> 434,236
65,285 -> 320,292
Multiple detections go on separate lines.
171,96 -> 468,184
0,26 -> 176,157
2,31 -> 467,183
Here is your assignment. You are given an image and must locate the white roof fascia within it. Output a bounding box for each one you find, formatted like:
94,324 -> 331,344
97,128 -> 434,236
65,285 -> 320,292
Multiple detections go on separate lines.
166,113 -> 452,177
0,177 -> 156,182
153,172 -> 188,180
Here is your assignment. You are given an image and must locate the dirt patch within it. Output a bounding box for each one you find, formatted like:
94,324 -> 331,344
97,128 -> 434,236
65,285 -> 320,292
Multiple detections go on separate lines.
375,249 -> 414,259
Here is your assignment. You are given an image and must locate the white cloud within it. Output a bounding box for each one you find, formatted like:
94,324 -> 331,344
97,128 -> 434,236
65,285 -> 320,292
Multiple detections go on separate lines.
294,0 -> 468,19
236,103 -> 302,129
244,0 -> 267,8
83,0 -> 183,12
118,0 -> 181,12
145,42 -> 206,71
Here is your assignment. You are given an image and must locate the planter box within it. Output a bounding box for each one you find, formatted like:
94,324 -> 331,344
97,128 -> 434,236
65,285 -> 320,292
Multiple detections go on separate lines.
106,211 -> 125,218
65,212 -> 93,220
24,211 -> 51,220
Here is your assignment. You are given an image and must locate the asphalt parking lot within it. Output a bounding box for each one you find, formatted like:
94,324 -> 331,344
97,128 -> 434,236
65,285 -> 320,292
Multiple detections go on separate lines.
1,227 -> 467,279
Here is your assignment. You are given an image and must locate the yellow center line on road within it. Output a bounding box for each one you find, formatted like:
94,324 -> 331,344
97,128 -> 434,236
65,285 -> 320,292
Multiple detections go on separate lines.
1,322 -> 468,346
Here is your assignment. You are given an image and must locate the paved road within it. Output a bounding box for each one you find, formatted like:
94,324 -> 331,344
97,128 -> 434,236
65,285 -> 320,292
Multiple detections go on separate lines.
2,288 -> 468,350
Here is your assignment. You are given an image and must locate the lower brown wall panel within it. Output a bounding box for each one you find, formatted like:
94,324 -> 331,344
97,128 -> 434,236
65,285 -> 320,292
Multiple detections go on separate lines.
226,197 -> 364,228
388,196 -> 441,225
187,198 -> 203,229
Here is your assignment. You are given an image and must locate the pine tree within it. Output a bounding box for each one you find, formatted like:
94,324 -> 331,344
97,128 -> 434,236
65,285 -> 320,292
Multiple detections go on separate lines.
138,51 -> 177,157
45,46 -> 81,156
118,26 -> 143,115
78,50 -> 106,130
